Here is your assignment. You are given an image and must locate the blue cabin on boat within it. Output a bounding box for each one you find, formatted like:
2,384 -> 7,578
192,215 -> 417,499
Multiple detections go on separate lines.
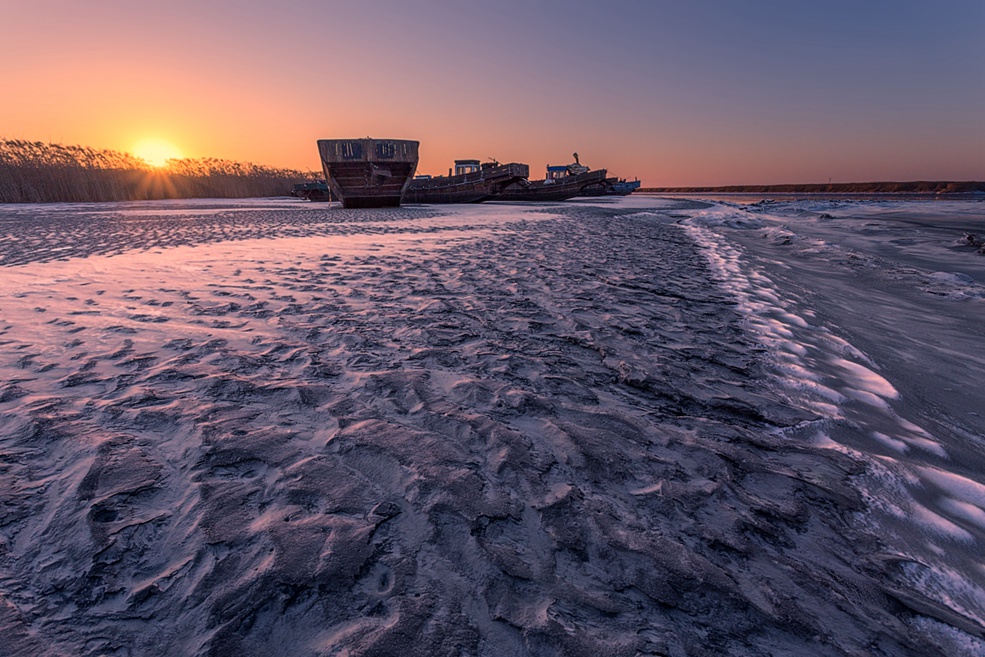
546,165 -> 570,181
545,153 -> 591,181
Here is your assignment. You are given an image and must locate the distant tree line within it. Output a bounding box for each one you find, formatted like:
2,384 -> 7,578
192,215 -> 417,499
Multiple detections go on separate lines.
639,181 -> 985,195
0,138 -> 318,203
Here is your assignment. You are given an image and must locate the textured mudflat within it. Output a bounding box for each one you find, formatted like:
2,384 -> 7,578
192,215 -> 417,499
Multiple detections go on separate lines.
0,198 -> 981,656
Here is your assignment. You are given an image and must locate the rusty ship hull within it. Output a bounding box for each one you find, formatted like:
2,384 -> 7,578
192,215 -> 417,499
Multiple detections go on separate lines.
497,168 -> 609,202
317,138 -> 419,208
403,162 -> 529,204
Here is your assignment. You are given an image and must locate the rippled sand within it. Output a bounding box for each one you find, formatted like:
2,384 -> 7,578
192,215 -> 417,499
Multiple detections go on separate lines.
0,197 -> 982,656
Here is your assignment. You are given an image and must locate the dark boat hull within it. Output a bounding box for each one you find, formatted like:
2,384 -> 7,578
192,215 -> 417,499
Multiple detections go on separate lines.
403,163 -> 529,204
579,177 -> 641,197
497,169 -> 609,202
317,139 -> 419,208
291,181 -> 332,202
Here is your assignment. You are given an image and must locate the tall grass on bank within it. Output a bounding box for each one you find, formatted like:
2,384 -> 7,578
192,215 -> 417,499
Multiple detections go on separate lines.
0,138 -> 317,203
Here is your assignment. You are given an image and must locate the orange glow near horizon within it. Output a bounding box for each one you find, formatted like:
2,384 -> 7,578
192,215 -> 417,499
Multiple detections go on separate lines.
1,3 -> 981,187
132,139 -> 184,168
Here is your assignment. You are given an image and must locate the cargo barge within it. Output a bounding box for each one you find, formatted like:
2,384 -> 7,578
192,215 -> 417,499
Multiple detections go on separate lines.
403,159 -> 529,204
317,138 -> 419,208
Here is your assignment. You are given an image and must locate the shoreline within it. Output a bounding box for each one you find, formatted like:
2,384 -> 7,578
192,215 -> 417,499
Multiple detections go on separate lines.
639,190 -> 985,200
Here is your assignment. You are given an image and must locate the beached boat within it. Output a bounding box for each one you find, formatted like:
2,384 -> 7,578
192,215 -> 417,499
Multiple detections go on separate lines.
579,177 -> 642,197
316,138 -> 419,208
290,180 -> 331,202
610,178 -> 642,195
497,153 -> 608,202
403,159 -> 530,204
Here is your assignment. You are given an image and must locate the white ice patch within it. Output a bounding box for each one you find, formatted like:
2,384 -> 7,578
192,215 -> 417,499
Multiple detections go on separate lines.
829,358 -> 898,400
673,198 -> 984,647
896,426 -> 948,458
920,271 -> 985,300
900,561 -> 985,632
872,431 -> 909,454
929,271 -> 976,286
918,466 -> 985,510
939,497 -> 985,532
908,616 -> 985,657
678,204 -> 915,428
685,206 -> 766,229
679,203 -> 950,458
824,333 -> 871,363
912,502 -> 976,543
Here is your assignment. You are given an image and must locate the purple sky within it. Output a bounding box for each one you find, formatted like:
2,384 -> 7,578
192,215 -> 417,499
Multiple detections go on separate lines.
2,0 -> 982,185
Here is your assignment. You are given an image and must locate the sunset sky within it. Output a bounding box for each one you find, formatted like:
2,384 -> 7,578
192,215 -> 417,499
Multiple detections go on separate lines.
2,0 -> 982,186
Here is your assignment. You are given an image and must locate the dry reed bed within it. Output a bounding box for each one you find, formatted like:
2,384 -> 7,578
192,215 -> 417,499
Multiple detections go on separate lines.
0,138 -> 315,203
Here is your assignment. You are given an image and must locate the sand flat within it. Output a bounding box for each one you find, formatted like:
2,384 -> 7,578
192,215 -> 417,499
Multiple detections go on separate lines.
1,196 -> 983,656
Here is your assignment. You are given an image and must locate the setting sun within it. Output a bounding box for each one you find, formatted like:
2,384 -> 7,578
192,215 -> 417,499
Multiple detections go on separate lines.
132,138 -> 184,167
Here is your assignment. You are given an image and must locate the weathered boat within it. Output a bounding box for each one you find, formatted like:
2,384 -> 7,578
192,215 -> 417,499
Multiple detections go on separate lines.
403,159 -> 530,204
497,153 -> 608,202
610,178 -> 642,195
291,180 -> 331,201
579,177 -> 641,197
316,138 -> 419,208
